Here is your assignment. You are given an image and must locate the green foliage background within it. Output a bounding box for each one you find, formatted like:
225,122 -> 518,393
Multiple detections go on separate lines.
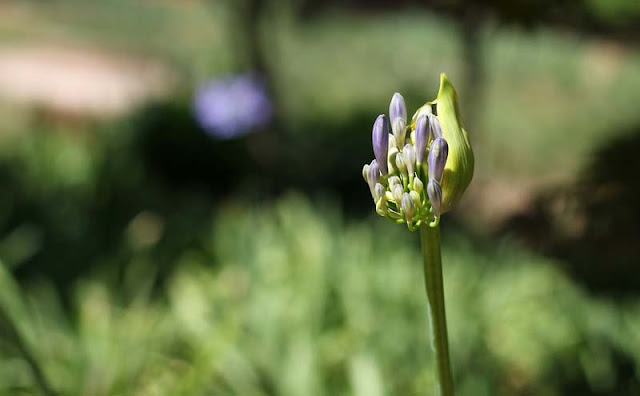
0,1 -> 640,395
1,196 -> 640,395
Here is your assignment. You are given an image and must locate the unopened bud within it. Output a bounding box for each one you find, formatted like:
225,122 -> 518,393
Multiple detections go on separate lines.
413,177 -> 424,194
403,144 -> 416,176
387,146 -> 399,174
428,114 -> 443,140
393,184 -> 404,204
391,118 -> 407,147
388,176 -> 402,189
374,183 -> 386,202
390,93 -> 407,123
388,134 -> 398,151
427,179 -> 443,216
401,192 -> 415,220
412,103 -> 432,122
409,190 -> 421,207
376,197 -> 387,215
372,115 -> 389,174
368,159 -> 381,189
395,153 -> 407,176
362,163 -> 371,183
428,137 -> 448,182
415,115 -> 429,164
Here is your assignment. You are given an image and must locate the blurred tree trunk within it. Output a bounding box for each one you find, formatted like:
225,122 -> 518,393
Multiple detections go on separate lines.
460,7 -> 485,138
243,0 -> 269,77
228,0 -> 288,182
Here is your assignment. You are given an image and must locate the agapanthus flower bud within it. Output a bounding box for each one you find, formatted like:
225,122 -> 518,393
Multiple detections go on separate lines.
413,177 -> 424,194
388,134 -> 398,151
362,163 -> 370,184
401,192 -> 415,220
393,184 -> 404,204
363,74 -> 473,229
387,146 -> 399,175
390,92 -> 407,123
428,137 -> 448,182
374,183 -> 386,202
403,144 -> 416,176
427,179 -> 443,216
372,115 -> 389,175
412,103 -> 432,122
388,176 -> 402,189
395,153 -> 408,176
428,114 -> 443,140
375,196 -> 388,216
368,159 -> 381,189
415,115 -> 429,164
409,190 -> 421,207
392,118 -> 407,148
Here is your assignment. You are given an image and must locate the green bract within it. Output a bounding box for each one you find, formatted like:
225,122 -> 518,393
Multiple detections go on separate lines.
432,73 -> 474,213
363,74 -> 474,230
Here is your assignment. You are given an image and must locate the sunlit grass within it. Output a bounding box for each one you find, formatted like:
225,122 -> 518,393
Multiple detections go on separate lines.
0,195 -> 639,395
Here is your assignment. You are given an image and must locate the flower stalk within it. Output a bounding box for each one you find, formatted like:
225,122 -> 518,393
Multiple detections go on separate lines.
362,74 -> 473,396
420,223 -> 453,396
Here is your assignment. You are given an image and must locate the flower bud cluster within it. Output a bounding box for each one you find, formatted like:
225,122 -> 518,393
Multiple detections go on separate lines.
362,74 -> 474,230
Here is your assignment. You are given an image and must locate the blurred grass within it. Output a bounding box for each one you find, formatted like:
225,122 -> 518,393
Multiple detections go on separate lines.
0,195 -> 639,395
0,2 -> 639,394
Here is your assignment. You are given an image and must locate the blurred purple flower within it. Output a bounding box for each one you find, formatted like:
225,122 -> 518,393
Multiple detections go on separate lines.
193,74 -> 272,139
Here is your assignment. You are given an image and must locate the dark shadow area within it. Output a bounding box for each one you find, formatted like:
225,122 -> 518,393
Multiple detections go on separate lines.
301,0 -> 640,43
132,99 -> 378,213
498,125 -> 640,297
554,344 -> 639,396
0,99 -> 392,292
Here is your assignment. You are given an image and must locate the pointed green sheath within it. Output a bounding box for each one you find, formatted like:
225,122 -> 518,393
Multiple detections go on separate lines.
434,73 -> 474,213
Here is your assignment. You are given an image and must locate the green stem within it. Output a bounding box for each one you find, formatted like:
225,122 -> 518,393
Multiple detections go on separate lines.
420,223 -> 453,396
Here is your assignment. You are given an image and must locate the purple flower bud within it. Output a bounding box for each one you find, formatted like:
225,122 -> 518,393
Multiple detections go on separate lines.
374,183 -> 386,202
415,115 -> 429,164
401,192 -> 415,220
372,115 -> 389,175
428,137 -> 448,182
368,159 -> 380,189
428,114 -> 443,140
403,144 -> 416,176
389,93 -> 407,124
427,179 -> 443,216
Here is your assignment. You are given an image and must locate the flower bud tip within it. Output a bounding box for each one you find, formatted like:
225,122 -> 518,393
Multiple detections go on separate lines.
389,92 -> 407,123
372,115 -> 389,175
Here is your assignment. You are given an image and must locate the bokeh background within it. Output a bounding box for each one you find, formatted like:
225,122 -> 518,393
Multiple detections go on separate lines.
0,0 -> 639,395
